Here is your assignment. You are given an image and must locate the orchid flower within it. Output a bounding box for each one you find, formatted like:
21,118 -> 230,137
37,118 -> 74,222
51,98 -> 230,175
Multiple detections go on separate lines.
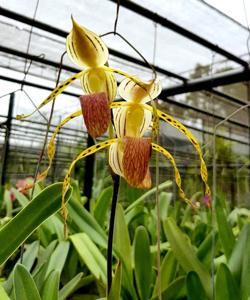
16,18 -> 140,121
61,77 -> 210,210
16,18 -> 211,212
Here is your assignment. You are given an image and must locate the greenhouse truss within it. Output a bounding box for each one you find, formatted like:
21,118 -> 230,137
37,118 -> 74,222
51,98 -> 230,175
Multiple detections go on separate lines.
1,1 -> 250,299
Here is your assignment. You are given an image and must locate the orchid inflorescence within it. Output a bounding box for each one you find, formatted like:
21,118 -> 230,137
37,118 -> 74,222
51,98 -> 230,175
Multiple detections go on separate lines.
17,17 -> 211,222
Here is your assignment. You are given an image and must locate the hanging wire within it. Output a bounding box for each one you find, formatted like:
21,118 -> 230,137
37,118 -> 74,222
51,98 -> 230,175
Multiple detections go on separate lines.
30,51 -> 67,198
99,0 -> 156,80
152,21 -> 162,300
21,0 -> 40,90
113,0 -> 120,34
242,0 -> 250,61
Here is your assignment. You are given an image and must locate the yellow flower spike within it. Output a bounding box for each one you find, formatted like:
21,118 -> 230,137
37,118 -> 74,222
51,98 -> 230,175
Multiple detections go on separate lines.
152,143 -> 196,208
67,17 -> 109,68
16,71 -> 86,120
143,104 -> 211,198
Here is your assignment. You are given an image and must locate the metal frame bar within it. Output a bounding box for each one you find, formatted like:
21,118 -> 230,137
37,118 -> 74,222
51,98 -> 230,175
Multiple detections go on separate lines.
1,93 -> 15,185
1,45 -> 247,107
0,75 -> 248,146
161,68 -> 250,97
110,0 -> 249,69
1,8 -> 249,104
0,8 -> 185,81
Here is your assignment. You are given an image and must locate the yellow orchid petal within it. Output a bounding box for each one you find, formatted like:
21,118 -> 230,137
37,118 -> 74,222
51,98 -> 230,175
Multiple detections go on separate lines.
62,138 -> 117,207
144,104 -> 211,198
38,110 -> 82,181
113,107 -> 127,138
122,137 -> 152,188
66,17 -> 109,68
80,92 -> 111,138
81,67 -> 117,102
108,141 -> 124,177
152,143 -> 195,207
118,77 -> 162,103
113,103 -> 152,138
16,71 -> 85,120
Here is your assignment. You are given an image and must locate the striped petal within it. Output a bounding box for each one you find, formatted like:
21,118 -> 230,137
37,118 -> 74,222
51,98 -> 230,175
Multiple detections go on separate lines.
118,77 -> 162,103
66,17 -> 109,68
108,141 -> 124,177
81,67 -> 117,102
123,137 -> 152,188
113,104 -> 152,138
80,92 -> 111,138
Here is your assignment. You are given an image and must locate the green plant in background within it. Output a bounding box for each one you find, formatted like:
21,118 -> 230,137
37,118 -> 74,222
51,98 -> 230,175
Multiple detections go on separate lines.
0,179 -> 250,299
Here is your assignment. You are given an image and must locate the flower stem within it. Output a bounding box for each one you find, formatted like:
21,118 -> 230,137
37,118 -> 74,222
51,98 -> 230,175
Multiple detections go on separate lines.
107,174 -> 120,295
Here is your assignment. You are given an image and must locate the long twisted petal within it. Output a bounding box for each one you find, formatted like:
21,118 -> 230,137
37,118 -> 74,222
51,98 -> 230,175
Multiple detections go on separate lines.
38,110 -> 82,181
152,143 -> 195,207
144,105 -> 211,198
62,138 -> 117,209
16,71 -> 85,120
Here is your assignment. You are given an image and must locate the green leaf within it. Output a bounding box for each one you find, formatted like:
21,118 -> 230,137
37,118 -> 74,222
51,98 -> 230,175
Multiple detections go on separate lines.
134,226 -> 152,300
162,276 -> 186,300
45,240 -> 70,278
164,218 -> 212,299
12,188 -> 29,207
124,206 -> 145,226
0,183 -> 72,266
114,205 -> 132,274
70,233 -> 106,283
3,241 -> 40,295
241,228 -> 250,300
187,271 -> 208,300
152,250 -> 177,298
4,190 -> 12,217
108,262 -> 122,300
42,270 -> 60,300
197,231 -> 218,269
113,205 -> 138,299
67,198 -> 107,248
94,186 -> 113,227
59,272 -> 83,300
13,264 -> 41,300
215,263 -> 240,300
228,224 -> 250,283
159,192 -> 172,221
0,285 -> 10,300
215,196 -> 235,260
125,181 -> 172,213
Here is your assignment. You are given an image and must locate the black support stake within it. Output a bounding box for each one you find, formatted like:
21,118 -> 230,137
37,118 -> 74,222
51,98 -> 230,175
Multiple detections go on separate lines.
1,92 -> 15,186
83,134 -> 95,210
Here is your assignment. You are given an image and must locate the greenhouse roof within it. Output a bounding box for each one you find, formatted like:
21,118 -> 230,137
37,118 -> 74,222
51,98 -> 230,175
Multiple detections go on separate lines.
1,0 -> 250,153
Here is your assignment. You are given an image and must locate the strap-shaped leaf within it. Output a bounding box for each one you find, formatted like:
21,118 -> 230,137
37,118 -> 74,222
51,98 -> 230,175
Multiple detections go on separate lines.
13,264 -> 41,300
0,183 -> 72,265
134,226 -> 152,300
